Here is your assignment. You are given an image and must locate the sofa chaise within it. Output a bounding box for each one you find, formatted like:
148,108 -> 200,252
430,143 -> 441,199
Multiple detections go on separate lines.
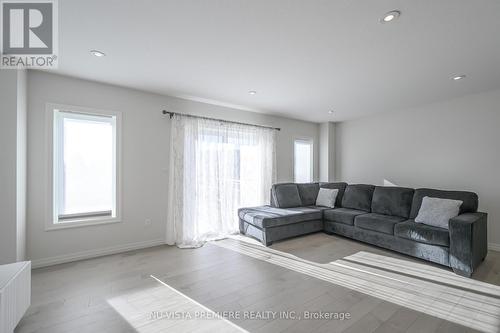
238,182 -> 488,277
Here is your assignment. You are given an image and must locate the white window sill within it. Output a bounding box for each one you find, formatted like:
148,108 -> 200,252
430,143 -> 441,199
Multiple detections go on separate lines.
45,217 -> 121,231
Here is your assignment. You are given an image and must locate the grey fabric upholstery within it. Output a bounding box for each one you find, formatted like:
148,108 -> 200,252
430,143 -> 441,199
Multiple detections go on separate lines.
395,220 -> 450,247
324,221 -> 354,238
371,186 -> 414,218
324,208 -> 367,225
449,212 -> 488,276
353,227 -> 450,267
239,218 -> 323,246
342,184 -> 375,212
415,197 -> 463,229
354,213 -> 405,235
239,219 -> 269,245
239,182 -> 487,277
270,188 -> 277,207
271,183 -> 302,208
305,205 -> 330,212
319,182 -> 348,207
410,188 -> 478,219
297,183 -> 320,206
315,188 -> 338,208
238,206 -> 321,228
265,220 -> 323,243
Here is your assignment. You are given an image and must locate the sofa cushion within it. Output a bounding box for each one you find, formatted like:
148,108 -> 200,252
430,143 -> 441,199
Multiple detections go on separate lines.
297,183 -> 320,206
271,183 -> 302,208
305,205 -> 331,211
324,208 -> 368,226
354,213 -> 405,235
315,188 -> 339,208
319,182 -> 348,207
371,186 -> 415,218
410,188 -> 478,219
395,220 -> 450,247
342,184 -> 375,212
415,197 -> 462,229
238,206 -> 322,228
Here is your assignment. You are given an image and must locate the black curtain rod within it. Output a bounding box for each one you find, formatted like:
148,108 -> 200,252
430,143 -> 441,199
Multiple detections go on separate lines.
162,110 -> 280,131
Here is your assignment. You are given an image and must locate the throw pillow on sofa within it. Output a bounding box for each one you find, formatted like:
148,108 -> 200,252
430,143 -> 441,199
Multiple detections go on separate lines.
316,188 -> 339,208
415,196 -> 463,229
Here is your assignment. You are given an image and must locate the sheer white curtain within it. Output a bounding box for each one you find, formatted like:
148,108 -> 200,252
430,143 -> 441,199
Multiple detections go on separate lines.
166,114 -> 277,248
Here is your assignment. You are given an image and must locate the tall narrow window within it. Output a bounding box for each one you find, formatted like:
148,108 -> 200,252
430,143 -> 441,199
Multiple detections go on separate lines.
294,139 -> 313,183
52,108 -> 119,226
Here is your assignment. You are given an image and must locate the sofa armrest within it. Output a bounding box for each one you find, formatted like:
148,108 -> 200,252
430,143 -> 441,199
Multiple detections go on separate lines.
270,188 -> 277,207
449,212 -> 488,277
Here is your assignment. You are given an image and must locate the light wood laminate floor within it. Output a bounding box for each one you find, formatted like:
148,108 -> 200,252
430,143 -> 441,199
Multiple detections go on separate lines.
16,233 -> 500,333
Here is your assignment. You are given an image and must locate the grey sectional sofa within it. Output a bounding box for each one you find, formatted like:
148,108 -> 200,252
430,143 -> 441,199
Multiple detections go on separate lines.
238,182 -> 488,277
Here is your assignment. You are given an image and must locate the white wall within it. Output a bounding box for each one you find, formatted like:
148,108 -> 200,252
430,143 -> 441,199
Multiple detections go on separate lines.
27,71 -> 319,265
335,88 -> 500,247
0,71 -> 18,264
0,70 -> 27,264
319,122 -> 335,182
16,70 -> 27,261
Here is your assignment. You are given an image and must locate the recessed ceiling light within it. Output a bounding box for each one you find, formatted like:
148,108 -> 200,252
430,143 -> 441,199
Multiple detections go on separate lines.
381,10 -> 401,23
248,90 -> 257,95
452,75 -> 466,81
90,50 -> 106,57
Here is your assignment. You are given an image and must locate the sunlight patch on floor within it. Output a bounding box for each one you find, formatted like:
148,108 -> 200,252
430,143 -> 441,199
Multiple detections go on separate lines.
107,275 -> 247,333
213,238 -> 500,333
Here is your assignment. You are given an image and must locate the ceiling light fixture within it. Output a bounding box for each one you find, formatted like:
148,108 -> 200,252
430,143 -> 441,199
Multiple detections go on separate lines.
90,50 -> 106,57
452,75 -> 466,81
248,90 -> 257,95
381,10 -> 401,23
328,110 -> 334,114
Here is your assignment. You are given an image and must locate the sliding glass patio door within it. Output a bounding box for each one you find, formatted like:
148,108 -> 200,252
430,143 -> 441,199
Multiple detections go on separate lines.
167,115 -> 276,247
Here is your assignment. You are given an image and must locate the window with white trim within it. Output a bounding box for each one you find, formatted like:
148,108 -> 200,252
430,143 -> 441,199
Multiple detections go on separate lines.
52,108 -> 119,226
294,139 -> 313,183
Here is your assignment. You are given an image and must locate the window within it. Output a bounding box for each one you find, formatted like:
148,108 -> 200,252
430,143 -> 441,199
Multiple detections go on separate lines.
50,105 -> 120,228
167,116 -> 276,246
294,139 -> 313,183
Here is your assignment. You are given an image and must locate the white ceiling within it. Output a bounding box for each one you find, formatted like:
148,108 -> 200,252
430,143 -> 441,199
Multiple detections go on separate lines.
49,0 -> 500,122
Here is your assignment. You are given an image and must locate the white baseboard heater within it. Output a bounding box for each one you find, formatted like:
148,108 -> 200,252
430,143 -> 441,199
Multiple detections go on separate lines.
0,261 -> 31,333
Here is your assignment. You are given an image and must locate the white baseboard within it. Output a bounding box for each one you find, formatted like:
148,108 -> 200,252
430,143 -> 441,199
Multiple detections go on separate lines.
489,242 -> 500,252
31,239 -> 165,269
